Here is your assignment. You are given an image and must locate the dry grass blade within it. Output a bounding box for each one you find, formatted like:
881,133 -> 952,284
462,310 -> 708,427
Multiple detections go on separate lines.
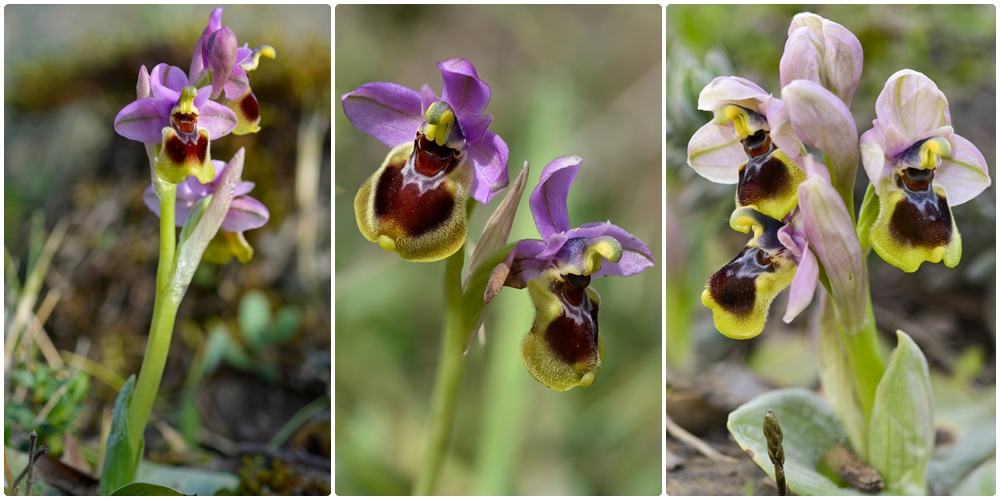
5,218 -> 69,365
295,106 -> 330,285
666,409 -> 737,463
27,289 -> 64,369
60,350 -> 126,391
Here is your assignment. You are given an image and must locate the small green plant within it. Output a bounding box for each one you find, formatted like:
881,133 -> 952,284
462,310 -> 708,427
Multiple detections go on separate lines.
5,365 -> 89,457
178,290 -> 301,446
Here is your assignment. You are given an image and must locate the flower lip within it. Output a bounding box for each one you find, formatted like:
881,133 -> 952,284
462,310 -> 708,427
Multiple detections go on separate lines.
702,240 -> 797,340
354,141 -> 472,262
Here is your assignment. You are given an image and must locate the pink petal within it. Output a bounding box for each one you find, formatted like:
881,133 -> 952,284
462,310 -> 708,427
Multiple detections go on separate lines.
222,195 -> 270,232
779,28 -> 823,90
114,98 -> 168,144
875,70 -> 953,141
530,156 -> 581,239
198,100 -> 238,139
341,82 -> 423,148
150,63 -> 190,93
782,80 -> 859,193
783,243 -> 818,322
697,76 -> 770,115
466,131 -> 509,205
687,121 -> 745,184
937,133 -> 991,206
438,58 -> 491,115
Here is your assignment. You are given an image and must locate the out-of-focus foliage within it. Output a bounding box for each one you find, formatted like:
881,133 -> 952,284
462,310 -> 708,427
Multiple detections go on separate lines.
336,5 -> 661,495
5,366 -> 90,454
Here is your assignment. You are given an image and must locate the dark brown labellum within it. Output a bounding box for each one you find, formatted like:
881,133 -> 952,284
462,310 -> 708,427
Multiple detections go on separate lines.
889,169 -> 952,248
707,246 -> 772,317
738,151 -> 793,209
545,283 -> 600,365
372,151 -> 456,238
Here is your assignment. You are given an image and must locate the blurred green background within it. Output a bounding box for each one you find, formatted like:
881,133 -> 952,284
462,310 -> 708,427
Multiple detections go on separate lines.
5,5 -> 331,493
335,5 -> 661,496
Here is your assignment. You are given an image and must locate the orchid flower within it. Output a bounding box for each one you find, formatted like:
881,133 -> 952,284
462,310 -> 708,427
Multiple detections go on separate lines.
189,6 -> 275,135
686,76 -> 807,221
703,79 -> 864,340
485,156 -> 654,391
342,59 -> 509,262
860,70 -> 991,272
143,157 -> 270,263
703,154 -> 866,340
688,13 -> 863,221
702,208 -> 808,339
114,64 -> 238,184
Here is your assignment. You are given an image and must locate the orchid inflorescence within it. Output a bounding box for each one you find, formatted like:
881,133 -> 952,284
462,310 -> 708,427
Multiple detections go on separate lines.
115,6 -> 273,262
685,10 -> 991,497
101,7 -> 275,494
687,13 -> 990,340
342,59 -> 654,392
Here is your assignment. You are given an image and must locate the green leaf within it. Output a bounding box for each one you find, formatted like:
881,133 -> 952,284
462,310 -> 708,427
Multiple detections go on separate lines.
855,183 -> 878,253
268,306 -> 301,346
111,482 -> 185,496
949,457 -> 996,496
464,161 -> 529,290
176,195 -> 212,254
867,330 -> 934,495
461,243 -> 516,335
727,388 -> 862,495
204,322 -> 231,374
238,290 -> 272,353
100,375 -> 139,495
927,378 -> 995,494
136,456 -> 240,495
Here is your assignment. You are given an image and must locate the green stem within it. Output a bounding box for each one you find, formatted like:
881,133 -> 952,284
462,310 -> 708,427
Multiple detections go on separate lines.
126,182 -> 180,457
413,247 -> 468,495
838,290 -> 885,422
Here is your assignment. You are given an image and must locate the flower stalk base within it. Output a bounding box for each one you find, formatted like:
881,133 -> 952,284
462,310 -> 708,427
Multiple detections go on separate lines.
413,246 -> 470,495
126,182 -> 182,466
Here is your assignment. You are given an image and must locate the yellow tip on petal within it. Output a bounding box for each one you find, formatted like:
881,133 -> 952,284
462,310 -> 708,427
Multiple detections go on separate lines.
240,45 -> 276,72
377,235 -> 396,251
